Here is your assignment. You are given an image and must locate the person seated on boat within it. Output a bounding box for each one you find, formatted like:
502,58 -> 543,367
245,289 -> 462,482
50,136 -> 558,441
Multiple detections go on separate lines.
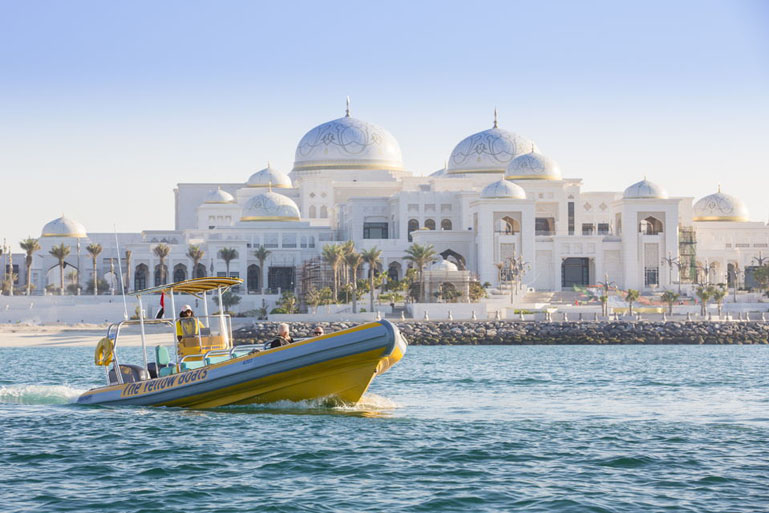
312,326 -> 324,337
268,323 -> 295,348
176,305 -> 205,342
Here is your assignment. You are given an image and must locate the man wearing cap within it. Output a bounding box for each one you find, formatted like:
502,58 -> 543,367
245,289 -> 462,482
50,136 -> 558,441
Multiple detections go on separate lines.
176,305 -> 205,342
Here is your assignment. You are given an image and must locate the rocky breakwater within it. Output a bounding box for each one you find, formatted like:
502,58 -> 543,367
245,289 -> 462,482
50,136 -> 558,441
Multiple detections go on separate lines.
234,321 -> 769,345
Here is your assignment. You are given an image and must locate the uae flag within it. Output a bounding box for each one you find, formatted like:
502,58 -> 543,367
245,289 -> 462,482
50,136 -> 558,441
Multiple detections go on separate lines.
156,292 -> 165,319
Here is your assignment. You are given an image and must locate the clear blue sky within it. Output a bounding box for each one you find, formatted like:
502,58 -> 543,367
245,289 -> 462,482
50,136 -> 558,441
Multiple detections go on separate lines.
1,0 -> 767,247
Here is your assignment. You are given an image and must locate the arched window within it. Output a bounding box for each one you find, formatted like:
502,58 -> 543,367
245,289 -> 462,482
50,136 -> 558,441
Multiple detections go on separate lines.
195,263 -> 207,279
247,264 -> 260,292
173,264 -> 187,283
309,205 -> 317,218
134,264 -> 148,290
640,216 -> 663,235
407,219 -> 419,242
501,216 -> 520,234
388,261 -> 402,282
320,206 -> 328,219
441,219 -> 452,231
424,219 -> 436,230
154,264 -> 168,286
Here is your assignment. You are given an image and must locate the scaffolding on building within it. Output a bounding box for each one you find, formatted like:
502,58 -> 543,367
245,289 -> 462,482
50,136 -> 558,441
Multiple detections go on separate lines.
678,225 -> 697,283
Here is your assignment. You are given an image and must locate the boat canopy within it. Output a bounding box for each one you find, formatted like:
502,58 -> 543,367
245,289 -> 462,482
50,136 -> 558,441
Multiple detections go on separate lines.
133,277 -> 243,297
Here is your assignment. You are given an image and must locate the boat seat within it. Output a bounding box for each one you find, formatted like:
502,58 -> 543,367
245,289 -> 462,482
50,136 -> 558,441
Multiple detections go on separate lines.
205,354 -> 230,366
180,360 -> 205,371
155,346 -> 176,376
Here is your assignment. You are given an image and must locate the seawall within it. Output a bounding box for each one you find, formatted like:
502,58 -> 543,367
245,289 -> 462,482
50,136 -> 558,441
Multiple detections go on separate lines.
234,321 -> 769,345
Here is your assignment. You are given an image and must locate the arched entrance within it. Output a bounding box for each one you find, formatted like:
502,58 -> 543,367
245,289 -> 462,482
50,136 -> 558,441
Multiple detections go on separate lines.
247,264 -> 260,292
440,249 -> 466,270
173,263 -> 187,283
134,264 -> 148,290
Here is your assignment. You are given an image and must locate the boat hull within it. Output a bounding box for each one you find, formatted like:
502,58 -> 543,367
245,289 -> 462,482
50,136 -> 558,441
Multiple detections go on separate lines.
77,320 -> 406,408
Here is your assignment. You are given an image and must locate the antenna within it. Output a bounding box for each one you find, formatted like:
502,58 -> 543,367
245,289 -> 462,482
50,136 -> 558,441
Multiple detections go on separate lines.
114,225 -> 129,320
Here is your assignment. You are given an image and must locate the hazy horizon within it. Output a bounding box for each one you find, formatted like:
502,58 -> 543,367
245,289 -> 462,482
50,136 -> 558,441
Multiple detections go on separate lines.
1,0 -> 768,248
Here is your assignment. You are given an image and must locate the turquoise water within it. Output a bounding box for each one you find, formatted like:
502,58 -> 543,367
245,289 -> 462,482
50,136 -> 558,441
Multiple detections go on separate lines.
1,345 -> 768,512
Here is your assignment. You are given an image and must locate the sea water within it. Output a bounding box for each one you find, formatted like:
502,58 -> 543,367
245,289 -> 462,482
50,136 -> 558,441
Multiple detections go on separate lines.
1,345 -> 768,512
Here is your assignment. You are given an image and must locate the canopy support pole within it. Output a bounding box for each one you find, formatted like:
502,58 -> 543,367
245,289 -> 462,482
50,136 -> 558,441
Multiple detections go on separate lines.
137,296 -> 149,371
217,287 -> 230,348
202,290 -> 210,328
169,289 -> 178,365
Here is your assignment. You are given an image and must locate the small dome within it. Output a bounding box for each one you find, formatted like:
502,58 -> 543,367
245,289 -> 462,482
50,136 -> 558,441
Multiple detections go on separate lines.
480,179 -> 527,200
41,215 -> 87,238
246,165 -> 292,188
447,114 -> 538,175
430,258 -> 458,272
623,179 -> 668,199
693,188 -> 749,222
203,187 -> 235,204
505,151 -> 562,180
240,191 -> 300,222
293,104 -> 403,172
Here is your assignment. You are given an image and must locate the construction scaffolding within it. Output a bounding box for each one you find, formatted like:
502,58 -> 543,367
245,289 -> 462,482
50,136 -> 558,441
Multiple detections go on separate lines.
678,225 -> 697,283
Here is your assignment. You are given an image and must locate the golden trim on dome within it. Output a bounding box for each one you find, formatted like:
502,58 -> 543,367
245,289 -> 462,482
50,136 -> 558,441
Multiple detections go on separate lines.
203,200 -> 236,204
693,216 -> 749,222
293,161 -> 403,172
446,168 -> 506,174
504,174 -> 560,181
246,183 -> 292,188
41,232 -> 87,238
240,216 -> 300,222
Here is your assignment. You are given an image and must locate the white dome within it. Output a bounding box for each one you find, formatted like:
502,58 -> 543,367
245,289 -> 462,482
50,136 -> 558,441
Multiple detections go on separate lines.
623,179 -> 668,199
693,188 -> 749,222
480,179 -> 527,200
429,165 -> 447,177
240,191 -> 300,222
41,215 -> 87,238
430,258 -> 458,272
246,165 -> 292,188
447,118 -> 538,175
505,151 -> 562,181
203,187 -> 235,204
293,109 -> 403,173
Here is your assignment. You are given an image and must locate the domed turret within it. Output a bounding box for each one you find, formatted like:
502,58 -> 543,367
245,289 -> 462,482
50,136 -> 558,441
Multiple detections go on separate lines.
693,187 -> 749,222
505,151 -> 562,181
41,215 -> 87,238
430,258 -> 458,272
246,164 -> 292,189
623,178 -> 668,200
480,179 -> 527,200
447,111 -> 538,175
293,100 -> 403,173
240,191 -> 300,222
203,187 -> 235,204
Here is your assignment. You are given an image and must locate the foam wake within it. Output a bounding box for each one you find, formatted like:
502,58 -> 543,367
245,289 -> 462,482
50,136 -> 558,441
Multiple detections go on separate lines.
0,384 -> 85,405
216,393 -> 400,415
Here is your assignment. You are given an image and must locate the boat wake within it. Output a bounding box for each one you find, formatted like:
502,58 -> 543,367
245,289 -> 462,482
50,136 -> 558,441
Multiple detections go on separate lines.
0,384 -> 85,405
214,393 -> 400,416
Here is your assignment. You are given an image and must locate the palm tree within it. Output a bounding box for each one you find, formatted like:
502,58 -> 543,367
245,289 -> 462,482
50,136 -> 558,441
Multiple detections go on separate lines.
86,243 -> 103,295
340,240 -> 355,285
695,286 -> 711,316
153,243 -> 171,285
345,251 -> 363,312
19,237 -> 40,296
49,243 -> 71,295
187,244 -> 205,279
124,250 -> 132,293
361,247 -> 382,312
404,243 -> 436,302
253,245 -> 271,294
710,285 -> 727,317
625,289 -> 640,316
322,243 -> 343,302
661,290 -> 680,315
218,248 -> 238,278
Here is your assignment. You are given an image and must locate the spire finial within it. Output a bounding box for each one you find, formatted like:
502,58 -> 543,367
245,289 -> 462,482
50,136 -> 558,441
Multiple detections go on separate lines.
531,142 -> 535,153
493,107 -> 498,128
718,183 -> 721,193
267,160 -> 271,169
345,96 -> 350,117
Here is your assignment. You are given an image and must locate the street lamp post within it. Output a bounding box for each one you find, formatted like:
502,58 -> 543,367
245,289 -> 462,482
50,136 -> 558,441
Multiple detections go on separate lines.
661,252 -> 685,295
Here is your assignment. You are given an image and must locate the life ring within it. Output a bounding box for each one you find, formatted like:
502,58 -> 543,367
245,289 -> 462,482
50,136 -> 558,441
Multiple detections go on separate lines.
94,337 -> 114,367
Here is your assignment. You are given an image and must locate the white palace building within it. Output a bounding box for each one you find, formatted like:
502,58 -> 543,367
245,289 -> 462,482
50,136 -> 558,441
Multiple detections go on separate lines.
11,104 -> 769,305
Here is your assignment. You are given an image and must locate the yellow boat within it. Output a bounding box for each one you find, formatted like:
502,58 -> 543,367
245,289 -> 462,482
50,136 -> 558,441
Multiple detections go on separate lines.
76,277 -> 407,408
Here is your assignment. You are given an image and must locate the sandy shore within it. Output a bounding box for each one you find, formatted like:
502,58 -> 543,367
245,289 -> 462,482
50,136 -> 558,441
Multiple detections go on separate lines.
0,324 -> 167,347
